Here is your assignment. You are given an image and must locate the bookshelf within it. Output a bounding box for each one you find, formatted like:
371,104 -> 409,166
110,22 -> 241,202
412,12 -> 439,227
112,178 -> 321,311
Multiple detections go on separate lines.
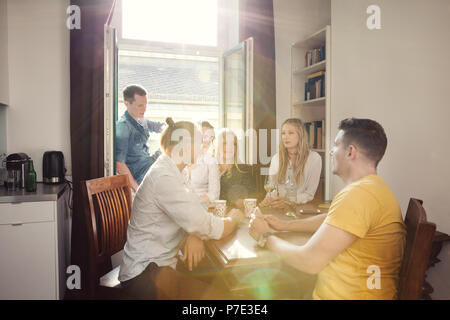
293,60 -> 326,76
293,97 -> 326,107
290,25 -> 331,201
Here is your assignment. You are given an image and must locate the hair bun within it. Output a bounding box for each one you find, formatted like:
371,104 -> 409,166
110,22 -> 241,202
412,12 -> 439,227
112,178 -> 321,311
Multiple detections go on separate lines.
166,117 -> 175,127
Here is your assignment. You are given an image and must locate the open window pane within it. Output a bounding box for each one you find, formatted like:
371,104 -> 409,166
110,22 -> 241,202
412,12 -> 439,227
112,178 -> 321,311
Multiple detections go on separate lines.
223,44 -> 246,134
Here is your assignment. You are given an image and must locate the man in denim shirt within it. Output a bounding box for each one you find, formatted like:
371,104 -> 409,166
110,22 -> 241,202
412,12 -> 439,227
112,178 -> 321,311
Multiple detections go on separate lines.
116,85 -> 165,191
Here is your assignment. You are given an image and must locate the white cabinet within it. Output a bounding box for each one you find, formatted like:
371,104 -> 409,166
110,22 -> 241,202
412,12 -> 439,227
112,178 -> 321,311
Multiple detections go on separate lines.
0,191 -> 70,299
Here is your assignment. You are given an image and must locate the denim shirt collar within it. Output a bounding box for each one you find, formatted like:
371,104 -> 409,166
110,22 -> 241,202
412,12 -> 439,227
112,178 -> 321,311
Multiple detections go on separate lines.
124,111 -> 149,139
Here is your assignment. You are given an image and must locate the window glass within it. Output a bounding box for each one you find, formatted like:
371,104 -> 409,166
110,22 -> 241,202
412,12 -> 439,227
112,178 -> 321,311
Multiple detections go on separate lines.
118,51 -> 220,153
122,0 -> 218,47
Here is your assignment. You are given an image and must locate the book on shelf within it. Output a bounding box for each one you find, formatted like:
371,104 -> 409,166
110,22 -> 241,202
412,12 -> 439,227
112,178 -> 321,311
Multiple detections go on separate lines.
316,121 -> 322,149
305,122 -> 311,142
304,71 -> 326,101
310,122 -> 315,147
304,45 -> 326,67
305,120 -> 325,150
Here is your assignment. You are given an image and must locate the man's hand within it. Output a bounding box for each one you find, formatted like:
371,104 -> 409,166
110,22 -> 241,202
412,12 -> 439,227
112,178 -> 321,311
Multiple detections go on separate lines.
181,234 -> 205,271
131,180 -> 139,192
116,161 -> 139,192
264,215 -> 289,231
249,215 -> 270,240
220,208 -> 244,239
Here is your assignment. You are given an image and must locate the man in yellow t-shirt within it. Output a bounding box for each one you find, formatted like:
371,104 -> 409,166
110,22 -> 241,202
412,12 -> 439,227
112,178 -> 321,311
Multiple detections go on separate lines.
249,118 -> 406,300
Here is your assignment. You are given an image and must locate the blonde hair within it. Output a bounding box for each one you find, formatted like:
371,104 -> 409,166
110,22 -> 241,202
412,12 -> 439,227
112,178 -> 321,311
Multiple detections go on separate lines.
277,118 -> 310,185
160,117 -> 197,153
216,129 -> 245,176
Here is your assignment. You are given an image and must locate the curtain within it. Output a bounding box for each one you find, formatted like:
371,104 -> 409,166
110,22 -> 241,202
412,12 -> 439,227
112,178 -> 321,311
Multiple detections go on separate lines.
239,0 -> 276,195
69,0 -> 114,298
239,0 -> 276,129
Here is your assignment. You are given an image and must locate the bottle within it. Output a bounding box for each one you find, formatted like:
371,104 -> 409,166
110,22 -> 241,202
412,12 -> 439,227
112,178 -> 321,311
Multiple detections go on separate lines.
25,159 -> 37,192
21,163 -> 26,188
285,166 -> 297,202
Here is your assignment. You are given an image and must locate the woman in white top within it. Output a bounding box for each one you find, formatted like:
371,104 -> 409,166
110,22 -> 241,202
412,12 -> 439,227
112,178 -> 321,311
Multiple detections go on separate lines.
119,117 -> 243,299
260,118 -> 322,208
184,121 -> 220,204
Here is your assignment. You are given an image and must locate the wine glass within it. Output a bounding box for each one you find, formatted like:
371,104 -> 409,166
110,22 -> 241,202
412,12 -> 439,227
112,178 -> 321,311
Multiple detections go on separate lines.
264,175 -> 278,199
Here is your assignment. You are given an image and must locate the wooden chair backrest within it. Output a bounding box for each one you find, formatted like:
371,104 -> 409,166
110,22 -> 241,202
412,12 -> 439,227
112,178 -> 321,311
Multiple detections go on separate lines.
398,198 -> 436,300
82,174 -> 132,288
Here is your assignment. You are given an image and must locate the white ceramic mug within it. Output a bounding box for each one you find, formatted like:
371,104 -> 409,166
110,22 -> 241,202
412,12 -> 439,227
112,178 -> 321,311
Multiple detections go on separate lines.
244,198 -> 257,217
213,200 -> 227,217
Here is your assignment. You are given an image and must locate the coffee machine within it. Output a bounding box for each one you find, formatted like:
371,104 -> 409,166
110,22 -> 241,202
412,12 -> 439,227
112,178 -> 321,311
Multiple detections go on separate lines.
5,153 -> 30,190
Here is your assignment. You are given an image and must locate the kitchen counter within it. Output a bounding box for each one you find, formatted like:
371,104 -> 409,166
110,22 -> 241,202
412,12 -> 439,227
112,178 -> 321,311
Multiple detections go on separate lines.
0,182 -> 68,203
0,181 -> 71,299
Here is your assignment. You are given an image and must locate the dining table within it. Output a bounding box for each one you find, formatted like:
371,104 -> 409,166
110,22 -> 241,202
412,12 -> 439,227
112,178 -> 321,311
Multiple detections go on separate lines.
197,199 -> 330,299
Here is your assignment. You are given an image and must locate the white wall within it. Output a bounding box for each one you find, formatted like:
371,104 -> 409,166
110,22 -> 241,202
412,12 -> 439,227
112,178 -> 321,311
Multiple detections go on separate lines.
0,0 -> 9,155
6,0 -> 71,180
331,0 -> 450,299
0,0 -> 9,105
273,0 -> 331,128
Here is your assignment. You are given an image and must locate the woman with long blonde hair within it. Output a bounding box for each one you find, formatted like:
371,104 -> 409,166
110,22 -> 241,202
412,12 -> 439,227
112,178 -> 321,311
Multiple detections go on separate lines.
216,128 -> 258,209
260,118 -> 322,208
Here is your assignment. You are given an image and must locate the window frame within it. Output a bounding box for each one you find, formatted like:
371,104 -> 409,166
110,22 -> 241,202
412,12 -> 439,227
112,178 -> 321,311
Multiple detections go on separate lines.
116,0 -> 228,58
115,0 -> 227,128
116,49 -> 222,144
106,0 -> 239,176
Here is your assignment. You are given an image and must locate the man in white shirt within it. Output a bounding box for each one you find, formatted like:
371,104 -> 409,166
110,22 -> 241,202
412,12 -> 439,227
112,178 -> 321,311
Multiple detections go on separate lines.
119,118 -> 243,299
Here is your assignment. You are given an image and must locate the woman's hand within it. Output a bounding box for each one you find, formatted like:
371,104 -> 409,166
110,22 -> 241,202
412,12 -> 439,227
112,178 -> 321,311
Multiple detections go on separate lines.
199,194 -> 211,204
249,215 -> 271,240
264,215 -> 289,231
259,196 -> 274,208
181,234 -> 205,271
269,196 -> 289,209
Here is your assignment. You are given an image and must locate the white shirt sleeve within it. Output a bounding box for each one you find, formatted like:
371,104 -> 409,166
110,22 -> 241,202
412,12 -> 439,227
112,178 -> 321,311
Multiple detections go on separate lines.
297,151 -> 322,204
268,153 -> 279,176
206,159 -> 220,201
153,174 -> 224,240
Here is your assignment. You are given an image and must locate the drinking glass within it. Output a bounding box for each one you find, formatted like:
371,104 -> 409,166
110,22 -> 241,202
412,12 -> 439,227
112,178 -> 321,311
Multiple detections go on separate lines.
212,200 -> 227,217
244,198 -> 257,217
264,175 -> 277,198
7,170 -> 17,191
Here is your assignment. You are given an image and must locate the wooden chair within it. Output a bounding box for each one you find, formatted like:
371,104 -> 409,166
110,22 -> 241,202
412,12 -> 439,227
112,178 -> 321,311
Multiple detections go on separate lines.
82,174 -> 133,299
398,198 -> 436,300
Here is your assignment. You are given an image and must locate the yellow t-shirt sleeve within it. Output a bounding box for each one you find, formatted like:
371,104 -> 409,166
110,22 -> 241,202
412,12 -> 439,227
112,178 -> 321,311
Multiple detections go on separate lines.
325,186 -> 377,238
